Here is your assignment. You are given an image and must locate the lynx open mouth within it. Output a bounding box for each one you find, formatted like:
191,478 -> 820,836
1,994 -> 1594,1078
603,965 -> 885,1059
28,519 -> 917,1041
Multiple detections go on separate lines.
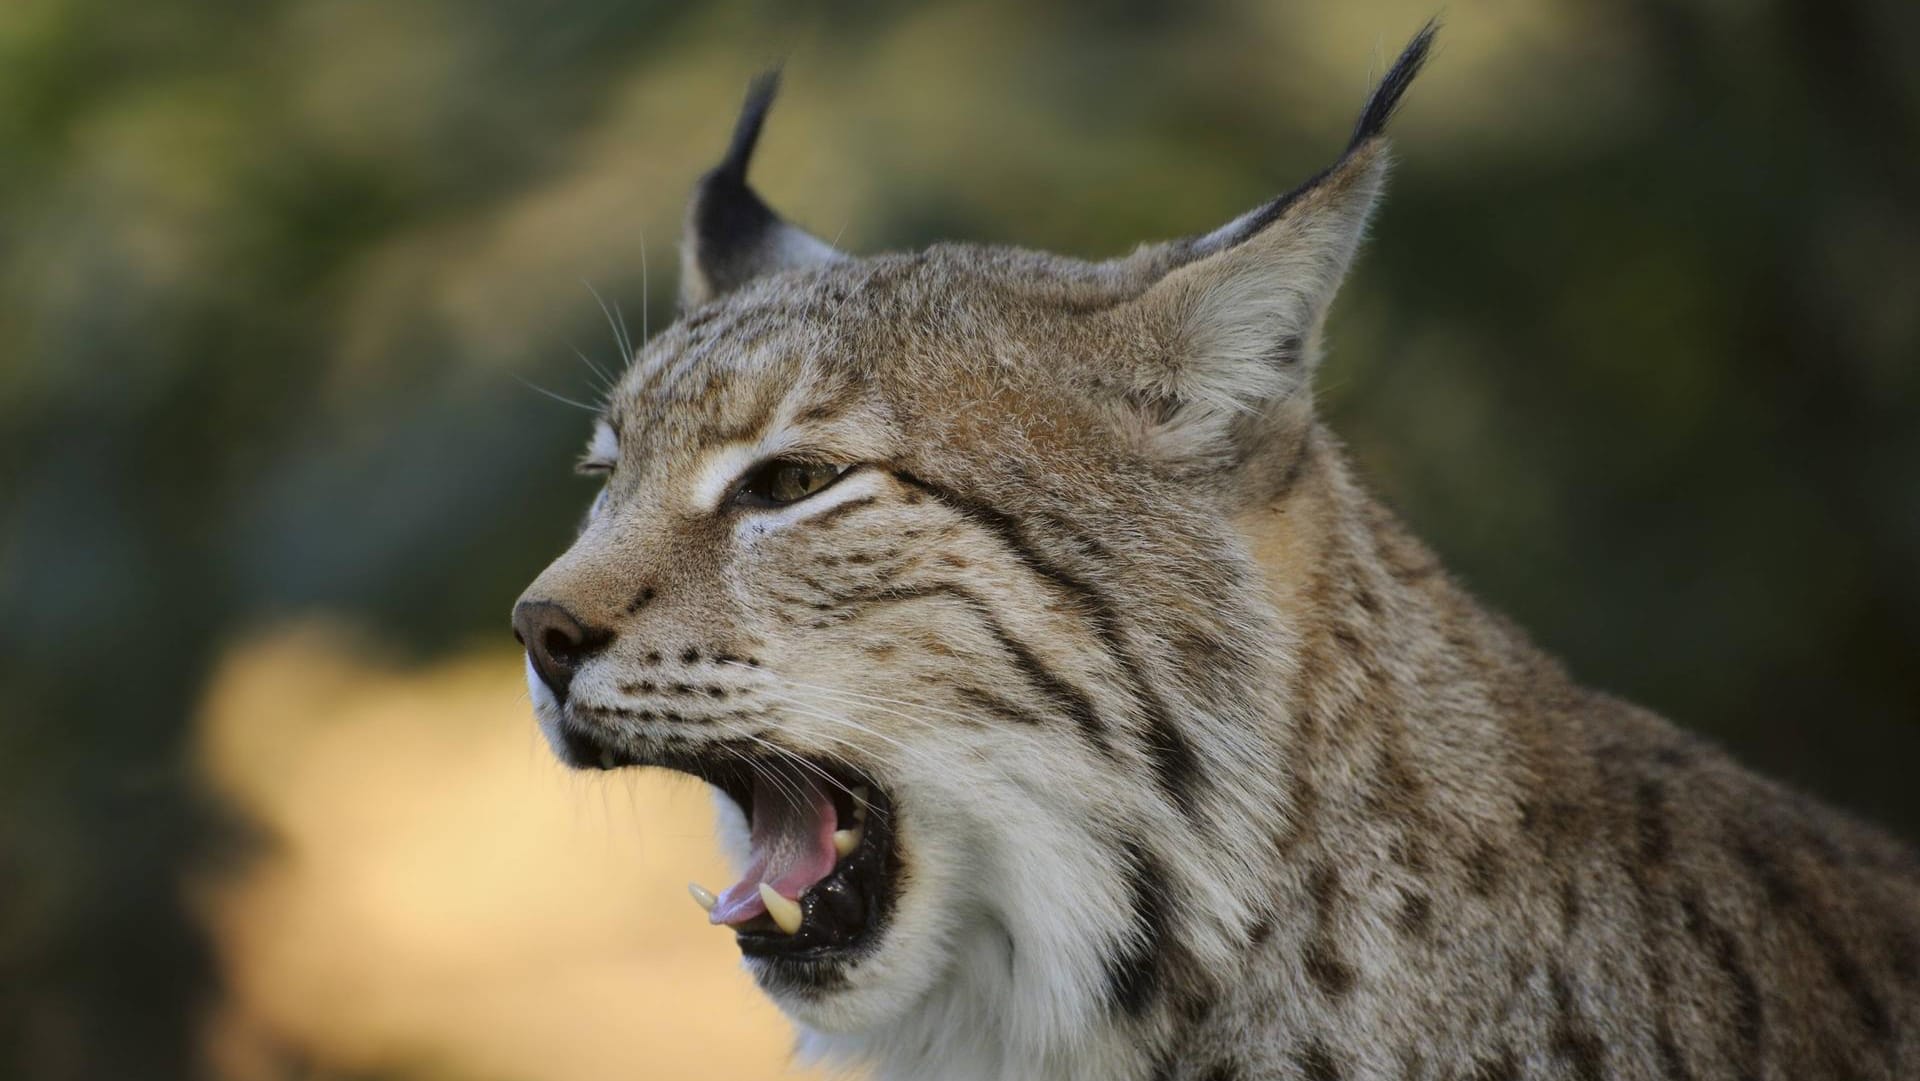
555,720 -> 898,967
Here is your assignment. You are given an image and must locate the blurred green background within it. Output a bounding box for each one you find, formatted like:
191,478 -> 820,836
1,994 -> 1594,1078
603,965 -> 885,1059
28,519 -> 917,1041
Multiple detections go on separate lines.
3,0 -> 1917,1078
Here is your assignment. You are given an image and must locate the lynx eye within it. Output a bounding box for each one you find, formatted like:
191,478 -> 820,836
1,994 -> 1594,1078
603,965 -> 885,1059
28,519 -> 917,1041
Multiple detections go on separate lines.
734,459 -> 849,508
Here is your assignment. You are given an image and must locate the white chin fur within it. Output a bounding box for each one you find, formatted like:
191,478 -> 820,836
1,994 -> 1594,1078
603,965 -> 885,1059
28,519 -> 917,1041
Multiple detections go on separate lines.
748,771 -> 1133,1081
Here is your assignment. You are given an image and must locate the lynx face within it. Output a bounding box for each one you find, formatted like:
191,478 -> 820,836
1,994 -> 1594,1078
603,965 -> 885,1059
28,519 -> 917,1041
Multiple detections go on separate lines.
515,32 -> 1431,1058
516,264 -> 1208,1034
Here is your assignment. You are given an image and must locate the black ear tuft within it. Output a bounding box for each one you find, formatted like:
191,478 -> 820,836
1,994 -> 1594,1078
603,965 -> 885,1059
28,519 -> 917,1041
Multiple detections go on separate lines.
680,68 -> 843,307
690,70 -> 785,283
1168,21 -> 1439,261
714,68 -> 782,187
1348,19 -> 1439,152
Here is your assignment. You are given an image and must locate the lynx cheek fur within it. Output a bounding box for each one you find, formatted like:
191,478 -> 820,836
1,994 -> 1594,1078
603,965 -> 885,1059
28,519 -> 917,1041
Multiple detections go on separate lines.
511,26 -> 1920,1081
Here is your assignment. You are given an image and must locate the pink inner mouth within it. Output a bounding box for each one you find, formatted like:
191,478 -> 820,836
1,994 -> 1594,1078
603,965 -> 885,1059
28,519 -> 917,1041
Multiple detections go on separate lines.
709,770 -> 842,926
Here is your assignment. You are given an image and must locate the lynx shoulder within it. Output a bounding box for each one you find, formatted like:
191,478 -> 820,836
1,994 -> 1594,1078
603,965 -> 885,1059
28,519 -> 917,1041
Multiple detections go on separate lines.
513,24 -> 1920,1081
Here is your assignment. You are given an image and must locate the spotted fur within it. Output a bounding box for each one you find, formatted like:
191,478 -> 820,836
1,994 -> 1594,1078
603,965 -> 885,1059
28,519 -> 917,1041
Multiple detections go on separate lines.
515,24 -> 1920,1081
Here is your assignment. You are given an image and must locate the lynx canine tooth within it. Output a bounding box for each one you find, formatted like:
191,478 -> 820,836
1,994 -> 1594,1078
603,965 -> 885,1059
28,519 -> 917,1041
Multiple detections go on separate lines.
688,882 -> 718,913
852,786 -> 871,822
833,828 -> 862,857
759,883 -> 804,934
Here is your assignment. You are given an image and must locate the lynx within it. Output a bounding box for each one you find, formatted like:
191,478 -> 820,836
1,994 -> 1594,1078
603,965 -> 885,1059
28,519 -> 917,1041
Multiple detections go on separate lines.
511,25 -> 1920,1080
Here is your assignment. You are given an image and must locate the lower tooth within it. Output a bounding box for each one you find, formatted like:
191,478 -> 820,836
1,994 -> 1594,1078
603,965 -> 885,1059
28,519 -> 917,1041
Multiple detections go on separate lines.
758,882 -> 804,935
833,828 -> 862,857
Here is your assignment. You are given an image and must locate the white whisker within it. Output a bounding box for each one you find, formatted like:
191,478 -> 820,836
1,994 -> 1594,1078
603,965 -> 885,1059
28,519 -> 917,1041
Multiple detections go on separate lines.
584,279 -> 634,363
513,373 -> 601,413
739,684 -> 926,754
569,343 -> 615,391
722,661 -> 997,732
637,224 -> 651,345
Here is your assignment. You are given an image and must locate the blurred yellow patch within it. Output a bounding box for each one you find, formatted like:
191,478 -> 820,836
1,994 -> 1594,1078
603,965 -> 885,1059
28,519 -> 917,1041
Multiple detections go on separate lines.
194,622 -> 841,1081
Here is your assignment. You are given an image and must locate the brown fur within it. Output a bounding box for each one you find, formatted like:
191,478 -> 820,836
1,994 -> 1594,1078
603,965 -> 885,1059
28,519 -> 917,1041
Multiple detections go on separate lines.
1214,440 -> 1920,1080
514,32 -> 1920,1081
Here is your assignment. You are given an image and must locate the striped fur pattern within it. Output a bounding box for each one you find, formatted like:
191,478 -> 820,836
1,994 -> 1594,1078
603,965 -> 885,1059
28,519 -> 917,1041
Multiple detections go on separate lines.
515,27 -> 1920,1081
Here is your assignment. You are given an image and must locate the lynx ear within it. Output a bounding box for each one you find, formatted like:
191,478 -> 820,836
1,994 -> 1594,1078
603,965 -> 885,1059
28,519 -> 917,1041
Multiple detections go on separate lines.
679,71 -> 844,309
1113,23 -> 1435,469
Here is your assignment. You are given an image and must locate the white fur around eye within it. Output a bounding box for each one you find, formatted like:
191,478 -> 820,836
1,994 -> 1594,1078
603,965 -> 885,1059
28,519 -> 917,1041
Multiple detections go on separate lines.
584,421 -> 619,468
693,443 -> 767,511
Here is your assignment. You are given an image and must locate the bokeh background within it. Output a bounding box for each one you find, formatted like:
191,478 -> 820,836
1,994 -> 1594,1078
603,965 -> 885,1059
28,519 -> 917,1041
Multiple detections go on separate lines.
3,0 -> 1917,1078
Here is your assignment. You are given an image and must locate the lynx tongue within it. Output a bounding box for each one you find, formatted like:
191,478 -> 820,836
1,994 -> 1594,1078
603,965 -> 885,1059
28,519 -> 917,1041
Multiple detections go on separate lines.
709,770 -> 840,926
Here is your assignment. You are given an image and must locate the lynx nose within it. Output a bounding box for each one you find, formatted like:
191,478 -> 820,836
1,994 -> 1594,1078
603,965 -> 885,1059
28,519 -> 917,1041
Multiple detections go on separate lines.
512,600 -> 608,704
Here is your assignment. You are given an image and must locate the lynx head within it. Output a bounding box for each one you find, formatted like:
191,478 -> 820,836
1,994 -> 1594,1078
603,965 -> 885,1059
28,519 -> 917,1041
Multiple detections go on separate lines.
514,25 -> 1434,1067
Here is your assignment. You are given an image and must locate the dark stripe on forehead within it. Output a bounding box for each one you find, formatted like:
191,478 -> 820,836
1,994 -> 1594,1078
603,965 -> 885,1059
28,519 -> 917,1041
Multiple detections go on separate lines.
890,470 -> 1208,818
795,400 -> 845,425
640,314 -> 779,403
